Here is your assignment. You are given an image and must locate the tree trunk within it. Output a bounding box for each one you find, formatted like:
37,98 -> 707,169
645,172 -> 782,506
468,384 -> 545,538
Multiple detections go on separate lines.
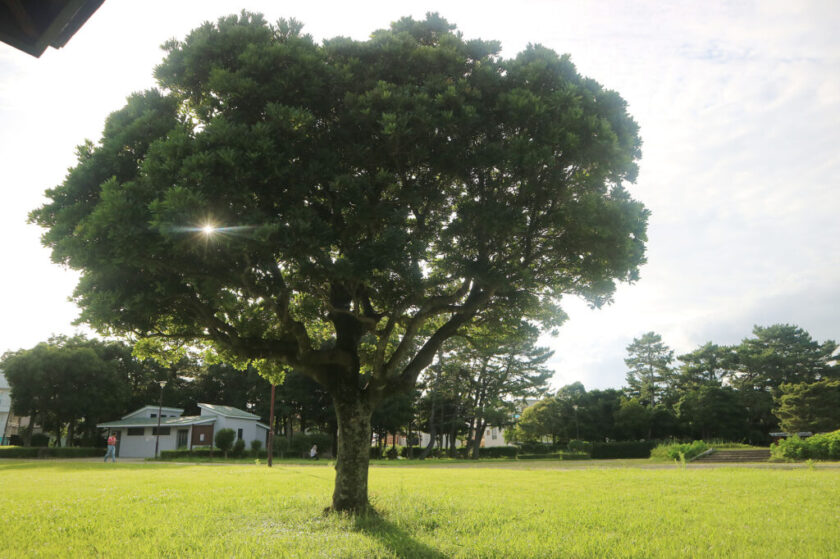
407,420 -> 414,459
23,416 -> 35,446
332,398 -> 373,512
472,419 -> 485,459
419,398 -> 437,459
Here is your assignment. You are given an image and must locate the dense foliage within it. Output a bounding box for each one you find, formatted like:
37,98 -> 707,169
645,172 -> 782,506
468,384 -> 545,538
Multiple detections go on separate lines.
512,323 -> 838,446
774,380 -> 840,433
649,440 -> 709,462
30,12 -> 646,510
770,430 -> 840,461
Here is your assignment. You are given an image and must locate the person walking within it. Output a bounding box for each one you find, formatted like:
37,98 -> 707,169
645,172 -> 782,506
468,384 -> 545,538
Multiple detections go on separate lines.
104,433 -> 117,463
310,444 -> 318,460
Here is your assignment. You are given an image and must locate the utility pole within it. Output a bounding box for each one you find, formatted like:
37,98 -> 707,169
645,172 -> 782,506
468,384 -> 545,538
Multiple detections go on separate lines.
267,384 -> 276,467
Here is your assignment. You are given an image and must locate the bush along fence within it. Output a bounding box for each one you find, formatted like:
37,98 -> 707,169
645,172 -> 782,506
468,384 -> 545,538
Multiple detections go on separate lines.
590,441 -> 656,459
369,440 -> 660,460
0,446 -> 103,459
159,432 -> 335,461
771,430 -> 840,461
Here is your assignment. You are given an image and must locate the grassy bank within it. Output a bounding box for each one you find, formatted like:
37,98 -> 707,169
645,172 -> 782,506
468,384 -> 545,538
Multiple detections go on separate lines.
1,460 -> 838,557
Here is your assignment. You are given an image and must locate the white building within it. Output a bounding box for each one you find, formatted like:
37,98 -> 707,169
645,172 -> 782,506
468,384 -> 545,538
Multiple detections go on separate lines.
97,403 -> 269,458
0,372 -> 10,445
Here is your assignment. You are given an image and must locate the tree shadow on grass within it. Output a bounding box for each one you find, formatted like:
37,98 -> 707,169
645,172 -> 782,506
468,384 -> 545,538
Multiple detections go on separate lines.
353,509 -> 449,559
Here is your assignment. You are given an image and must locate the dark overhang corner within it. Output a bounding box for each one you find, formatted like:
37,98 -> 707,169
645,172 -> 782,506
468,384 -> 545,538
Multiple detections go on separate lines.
0,0 -> 105,57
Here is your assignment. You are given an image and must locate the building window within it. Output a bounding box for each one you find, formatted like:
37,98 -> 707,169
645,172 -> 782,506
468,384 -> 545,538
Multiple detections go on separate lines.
237,428 -> 243,440
152,427 -> 171,436
150,414 -> 156,418
127,428 -> 144,436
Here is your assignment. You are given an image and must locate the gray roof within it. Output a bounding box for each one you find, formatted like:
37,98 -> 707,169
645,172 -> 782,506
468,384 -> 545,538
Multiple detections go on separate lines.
199,403 -> 261,420
97,416 -> 215,429
122,405 -> 184,420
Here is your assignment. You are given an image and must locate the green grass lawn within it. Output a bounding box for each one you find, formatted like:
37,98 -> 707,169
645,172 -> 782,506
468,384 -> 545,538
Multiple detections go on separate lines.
1,460 -> 838,558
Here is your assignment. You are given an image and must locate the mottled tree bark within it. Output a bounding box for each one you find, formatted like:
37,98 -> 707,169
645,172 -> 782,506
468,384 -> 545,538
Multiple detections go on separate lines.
332,398 -> 373,512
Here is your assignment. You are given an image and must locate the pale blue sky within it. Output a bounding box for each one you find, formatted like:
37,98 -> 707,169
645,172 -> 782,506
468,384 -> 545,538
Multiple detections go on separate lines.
1,1 -> 838,390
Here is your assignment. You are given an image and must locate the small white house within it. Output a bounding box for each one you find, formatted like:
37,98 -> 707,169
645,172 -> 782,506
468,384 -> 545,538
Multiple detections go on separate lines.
97,403 -> 269,458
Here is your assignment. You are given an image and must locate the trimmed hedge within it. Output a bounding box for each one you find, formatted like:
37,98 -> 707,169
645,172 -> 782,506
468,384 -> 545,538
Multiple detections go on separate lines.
590,441 -> 655,459
771,430 -> 840,461
474,446 -> 519,459
453,446 -> 520,459
161,447 -> 274,460
515,441 -> 562,454
160,448 -> 216,460
518,452 -> 590,460
288,433 -> 332,458
0,446 -> 102,459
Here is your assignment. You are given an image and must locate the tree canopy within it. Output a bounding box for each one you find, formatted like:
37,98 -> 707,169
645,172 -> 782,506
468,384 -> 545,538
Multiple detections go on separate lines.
1,336 -> 130,445
30,13 -> 646,511
624,332 -> 674,407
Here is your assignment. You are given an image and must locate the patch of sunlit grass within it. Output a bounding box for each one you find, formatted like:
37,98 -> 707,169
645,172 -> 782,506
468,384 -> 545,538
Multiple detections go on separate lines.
1,460 -> 838,557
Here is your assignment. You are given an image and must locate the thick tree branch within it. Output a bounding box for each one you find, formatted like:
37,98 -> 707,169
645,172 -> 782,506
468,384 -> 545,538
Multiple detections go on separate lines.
378,284 -> 493,399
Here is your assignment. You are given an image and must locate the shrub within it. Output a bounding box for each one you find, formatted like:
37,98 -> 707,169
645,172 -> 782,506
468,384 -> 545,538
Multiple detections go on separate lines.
0,446 -> 102,458
566,440 -> 592,454
232,439 -> 246,458
271,436 -> 290,458
771,430 -> 840,461
30,433 -> 50,447
516,441 -> 561,454
453,446 -> 520,459
518,452 -> 561,460
214,429 -> 236,457
370,446 -> 383,459
250,439 -> 263,456
590,441 -> 655,459
650,440 -> 709,462
288,432 -> 332,458
160,447 -> 278,461
478,446 -> 519,459
385,446 -> 399,460
398,446 -> 423,458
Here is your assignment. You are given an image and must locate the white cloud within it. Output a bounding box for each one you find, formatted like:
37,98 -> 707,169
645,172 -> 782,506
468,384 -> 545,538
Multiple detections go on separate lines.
1,1 -> 838,392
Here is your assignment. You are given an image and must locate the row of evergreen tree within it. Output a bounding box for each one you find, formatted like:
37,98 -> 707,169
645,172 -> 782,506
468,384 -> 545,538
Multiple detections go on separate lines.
513,324 -> 839,445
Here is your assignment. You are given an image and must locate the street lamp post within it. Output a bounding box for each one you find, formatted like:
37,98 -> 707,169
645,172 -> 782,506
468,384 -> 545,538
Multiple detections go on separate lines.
154,380 -> 167,459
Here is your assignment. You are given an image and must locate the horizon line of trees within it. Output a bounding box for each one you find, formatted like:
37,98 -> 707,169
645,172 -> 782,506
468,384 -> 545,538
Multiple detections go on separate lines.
512,323 -> 839,446
3,322 -> 837,451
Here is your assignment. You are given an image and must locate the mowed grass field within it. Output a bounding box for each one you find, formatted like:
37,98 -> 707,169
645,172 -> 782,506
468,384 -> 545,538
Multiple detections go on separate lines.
1,460 -> 839,558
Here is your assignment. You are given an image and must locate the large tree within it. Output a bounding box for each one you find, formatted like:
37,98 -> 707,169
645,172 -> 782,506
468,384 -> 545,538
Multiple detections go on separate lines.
451,322 -> 553,458
675,385 -> 748,441
624,332 -> 674,408
730,324 -> 838,391
676,342 -> 734,391
30,13 -> 646,511
774,380 -> 840,433
1,337 -> 129,445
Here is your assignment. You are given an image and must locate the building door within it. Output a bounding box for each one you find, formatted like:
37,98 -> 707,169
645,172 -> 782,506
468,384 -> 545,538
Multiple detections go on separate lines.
177,429 -> 188,449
